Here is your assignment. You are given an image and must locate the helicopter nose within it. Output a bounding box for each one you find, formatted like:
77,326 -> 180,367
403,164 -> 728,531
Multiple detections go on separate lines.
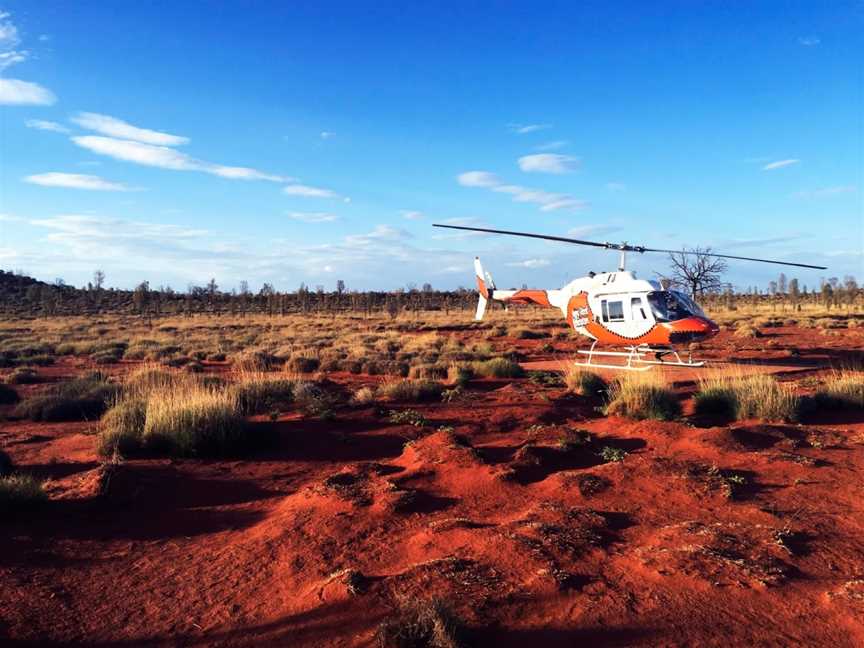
667,316 -> 718,344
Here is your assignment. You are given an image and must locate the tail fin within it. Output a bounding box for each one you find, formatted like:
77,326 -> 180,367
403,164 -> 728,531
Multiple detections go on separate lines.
474,257 -> 495,321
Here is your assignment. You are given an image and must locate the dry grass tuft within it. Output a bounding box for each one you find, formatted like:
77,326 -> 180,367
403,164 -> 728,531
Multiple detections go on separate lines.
378,379 -> 444,402
0,474 -> 47,513
814,370 -> 864,409
605,372 -> 681,420
376,599 -> 466,648
564,365 -> 607,397
470,358 -> 524,378
694,370 -> 800,421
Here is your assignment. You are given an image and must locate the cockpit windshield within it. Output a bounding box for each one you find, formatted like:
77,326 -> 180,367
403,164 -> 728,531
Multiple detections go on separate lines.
646,290 -> 705,322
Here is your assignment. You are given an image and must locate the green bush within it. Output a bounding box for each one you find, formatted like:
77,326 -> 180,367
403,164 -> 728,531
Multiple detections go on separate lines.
693,386 -> 739,419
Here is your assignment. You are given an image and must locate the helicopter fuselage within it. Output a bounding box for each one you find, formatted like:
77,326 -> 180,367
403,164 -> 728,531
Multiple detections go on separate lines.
478,268 -> 720,347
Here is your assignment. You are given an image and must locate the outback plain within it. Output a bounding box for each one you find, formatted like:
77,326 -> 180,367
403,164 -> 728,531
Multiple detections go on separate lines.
2,291 -> 864,648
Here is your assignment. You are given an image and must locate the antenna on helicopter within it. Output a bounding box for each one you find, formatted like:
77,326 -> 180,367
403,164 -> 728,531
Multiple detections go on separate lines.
431,224 -> 827,270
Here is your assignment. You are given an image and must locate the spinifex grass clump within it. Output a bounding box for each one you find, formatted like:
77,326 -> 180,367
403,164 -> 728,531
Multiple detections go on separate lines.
564,366 -> 607,398
376,598 -> 466,648
14,374 -> 119,421
378,379 -> 444,402
231,370 -> 295,415
99,385 -> 244,458
813,370 -> 864,409
694,371 -> 800,421
470,357 -> 524,378
605,372 -> 681,421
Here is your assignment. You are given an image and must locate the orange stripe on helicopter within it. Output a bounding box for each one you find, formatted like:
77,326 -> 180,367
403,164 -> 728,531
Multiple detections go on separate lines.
505,290 -> 552,307
565,292 -> 716,346
476,276 -> 489,299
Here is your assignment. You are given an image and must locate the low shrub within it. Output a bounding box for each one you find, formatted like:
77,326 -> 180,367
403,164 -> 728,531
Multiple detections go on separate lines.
293,381 -> 337,417
471,358 -> 524,378
513,328 -> 548,340
605,373 -> 681,421
352,386 -> 376,405
733,325 -> 762,339
14,376 -> 119,421
447,364 -> 473,387
0,474 -> 47,513
378,379 -> 444,402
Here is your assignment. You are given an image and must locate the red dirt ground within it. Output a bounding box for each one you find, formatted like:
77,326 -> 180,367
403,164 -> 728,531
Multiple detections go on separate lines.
2,325 -> 864,646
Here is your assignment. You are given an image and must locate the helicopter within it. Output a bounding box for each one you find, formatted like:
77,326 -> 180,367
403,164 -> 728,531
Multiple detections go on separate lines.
433,224 -> 827,371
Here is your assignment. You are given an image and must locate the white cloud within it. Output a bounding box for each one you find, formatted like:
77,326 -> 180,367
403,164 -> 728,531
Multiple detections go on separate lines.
457,170 -> 588,212
763,159 -> 800,170
401,210 -> 424,220
535,140 -> 569,151
0,12 -> 55,104
320,131 -> 334,140
798,36 -> 820,46
0,213 -> 24,222
71,135 -> 286,182
344,225 -> 411,246
24,172 -> 136,192
518,153 -> 579,174
509,123 -> 551,134
25,119 -> 70,133
456,171 -> 501,188
0,79 -> 56,105
283,184 -> 339,198
507,259 -> 550,269
72,112 -> 189,146
288,211 -> 338,223
794,185 -> 856,199
0,10 -> 26,70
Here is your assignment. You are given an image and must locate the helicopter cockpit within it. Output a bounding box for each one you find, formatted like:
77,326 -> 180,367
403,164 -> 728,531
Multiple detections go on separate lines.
646,290 -> 706,322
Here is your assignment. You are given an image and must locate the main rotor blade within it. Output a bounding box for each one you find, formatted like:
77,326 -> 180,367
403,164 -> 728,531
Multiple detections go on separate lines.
431,224 -> 827,270
642,247 -> 827,270
432,224 -> 612,249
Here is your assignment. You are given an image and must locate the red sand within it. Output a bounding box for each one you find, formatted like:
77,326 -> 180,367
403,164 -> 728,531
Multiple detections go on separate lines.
2,325 -> 864,646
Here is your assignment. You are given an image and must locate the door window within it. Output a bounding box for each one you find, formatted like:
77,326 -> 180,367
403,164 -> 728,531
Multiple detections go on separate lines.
631,296 -> 647,320
605,300 -> 624,322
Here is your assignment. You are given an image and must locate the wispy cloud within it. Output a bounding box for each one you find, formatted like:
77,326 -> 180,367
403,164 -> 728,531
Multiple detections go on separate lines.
288,211 -> 338,223
283,184 -> 341,199
535,140 -> 569,151
507,259 -> 550,269
0,11 -> 56,105
605,182 -> 626,191
401,210 -> 424,220
72,112 -> 189,146
72,135 -> 287,182
457,170 -> 588,212
518,153 -> 579,174
794,185 -> 856,199
798,36 -> 820,46
0,213 -> 24,222
320,131 -> 334,140
24,172 -> 137,192
763,159 -> 800,171
25,119 -> 70,134
508,123 -> 551,134
0,78 -> 56,105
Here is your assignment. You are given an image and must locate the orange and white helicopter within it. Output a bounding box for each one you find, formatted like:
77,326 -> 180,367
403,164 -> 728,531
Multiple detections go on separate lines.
433,224 -> 827,371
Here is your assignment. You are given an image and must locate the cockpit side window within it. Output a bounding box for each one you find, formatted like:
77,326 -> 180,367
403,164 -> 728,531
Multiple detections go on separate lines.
631,296 -> 647,320
647,291 -> 695,322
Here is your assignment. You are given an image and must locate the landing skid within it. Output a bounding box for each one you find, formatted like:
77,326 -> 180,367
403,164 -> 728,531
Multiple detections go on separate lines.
574,342 -> 706,371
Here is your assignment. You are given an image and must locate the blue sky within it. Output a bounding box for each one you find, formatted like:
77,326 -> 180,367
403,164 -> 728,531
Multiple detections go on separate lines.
0,1 -> 861,292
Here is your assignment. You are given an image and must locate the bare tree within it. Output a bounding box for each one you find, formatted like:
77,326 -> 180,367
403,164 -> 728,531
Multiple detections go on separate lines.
93,269 -> 105,291
666,247 -> 728,297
